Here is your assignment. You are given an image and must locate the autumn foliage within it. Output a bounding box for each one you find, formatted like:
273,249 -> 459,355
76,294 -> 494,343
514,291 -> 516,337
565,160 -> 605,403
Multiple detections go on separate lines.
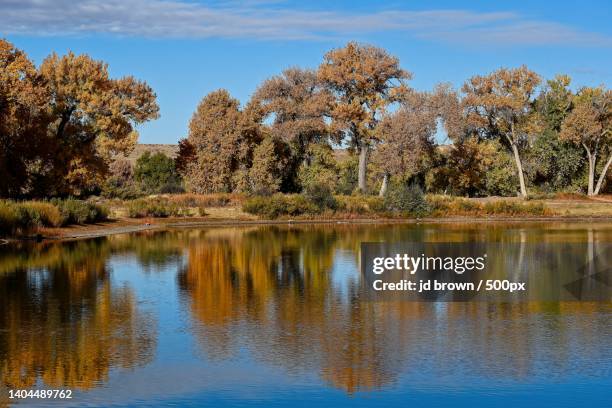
2,39 -> 611,200
0,39 -> 159,198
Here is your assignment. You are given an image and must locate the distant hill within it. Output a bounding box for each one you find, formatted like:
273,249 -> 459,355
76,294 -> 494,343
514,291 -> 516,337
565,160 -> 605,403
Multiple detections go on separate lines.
114,143 -> 453,165
114,144 -> 179,164
117,144 -> 350,164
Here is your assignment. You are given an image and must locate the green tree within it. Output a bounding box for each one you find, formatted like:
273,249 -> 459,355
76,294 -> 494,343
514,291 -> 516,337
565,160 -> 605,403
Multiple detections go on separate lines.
335,156 -> 359,195
297,143 -> 339,192
525,129 -> 584,192
134,152 -> 182,194
537,75 -> 574,131
527,75 -> 584,192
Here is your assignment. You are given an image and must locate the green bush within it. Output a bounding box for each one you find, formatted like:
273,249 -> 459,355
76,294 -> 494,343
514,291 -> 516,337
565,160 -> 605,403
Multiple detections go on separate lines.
52,199 -> 109,225
0,201 -> 63,231
101,179 -> 143,199
456,199 -> 481,212
426,196 -> 479,216
303,183 -> 337,211
298,144 -> 339,193
134,151 -> 183,194
425,195 -> 453,213
426,196 -> 551,217
127,199 -> 180,218
242,196 -> 270,217
335,156 -> 359,195
285,195 -> 319,216
242,194 -> 319,219
384,183 -> 430,217
160,182 -> 185,194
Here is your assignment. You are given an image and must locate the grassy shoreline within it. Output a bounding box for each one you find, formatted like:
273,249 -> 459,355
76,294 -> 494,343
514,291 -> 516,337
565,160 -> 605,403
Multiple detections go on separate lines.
1,193 -> 611,242
10,213 -> 612,243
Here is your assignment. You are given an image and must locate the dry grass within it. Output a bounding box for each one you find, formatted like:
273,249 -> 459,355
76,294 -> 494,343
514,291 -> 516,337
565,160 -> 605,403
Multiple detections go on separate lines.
542,200 -> 612,217
427,195 -> 553,217
103,194 -> 611,220
164,193 -> 243,207
459,194 -> 612,217
103,193 -> 250,220
203,206 -> 257,220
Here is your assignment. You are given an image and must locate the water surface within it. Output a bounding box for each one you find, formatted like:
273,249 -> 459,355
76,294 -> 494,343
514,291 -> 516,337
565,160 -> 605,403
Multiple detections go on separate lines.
0,222 -> 611,407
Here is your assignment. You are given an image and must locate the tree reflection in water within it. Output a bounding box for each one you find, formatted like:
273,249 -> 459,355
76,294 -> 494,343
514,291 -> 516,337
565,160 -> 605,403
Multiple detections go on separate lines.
0,239 -> 157,392
177,224 -> 611,393
0,223 -> 610,399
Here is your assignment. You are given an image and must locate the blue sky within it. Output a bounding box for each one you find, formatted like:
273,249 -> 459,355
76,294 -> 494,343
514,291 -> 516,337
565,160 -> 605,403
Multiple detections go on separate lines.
2,0 -> 611,144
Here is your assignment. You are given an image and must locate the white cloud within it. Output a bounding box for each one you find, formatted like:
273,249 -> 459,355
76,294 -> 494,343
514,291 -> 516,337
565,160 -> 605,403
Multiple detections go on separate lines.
1,0 -> 610,47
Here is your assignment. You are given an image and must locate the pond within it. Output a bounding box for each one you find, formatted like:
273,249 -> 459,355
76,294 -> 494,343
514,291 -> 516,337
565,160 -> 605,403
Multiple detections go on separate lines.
0,222 -> 611,407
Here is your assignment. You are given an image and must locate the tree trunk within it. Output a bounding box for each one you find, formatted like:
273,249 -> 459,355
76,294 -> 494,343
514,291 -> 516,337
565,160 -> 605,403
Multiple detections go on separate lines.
510,142 -> 528,198
594,153 -> 612,195
379,173 -> 389,197
584,145 -> 595,196
358,145 -> 368,193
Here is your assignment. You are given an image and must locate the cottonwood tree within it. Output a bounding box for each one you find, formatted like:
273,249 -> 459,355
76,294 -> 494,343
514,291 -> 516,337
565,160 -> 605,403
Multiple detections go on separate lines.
0,40 -> 48,197
40,52 -> 159,195
252,68 -> 333,155
560,87 -> 611,195
41,54 -> 157,195
462,66 -> 542,197
0,40 -> 159,197
373,90 -> 437,196
430,83 -> 467,142
318,42 -> 410,193
184,89 -> 246,193
251,68 -> 334,191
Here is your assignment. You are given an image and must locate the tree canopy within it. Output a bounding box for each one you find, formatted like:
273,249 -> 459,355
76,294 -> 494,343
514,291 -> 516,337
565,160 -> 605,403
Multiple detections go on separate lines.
4,39 -> 611,199
560,87 -> 612,195
318,42 -> 411,193
0,39 -> 159,198
462,66 -> 542,197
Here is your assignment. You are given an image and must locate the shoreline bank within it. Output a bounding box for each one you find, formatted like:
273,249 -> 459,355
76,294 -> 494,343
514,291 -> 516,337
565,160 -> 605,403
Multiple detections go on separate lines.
4,214 -> 612,243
